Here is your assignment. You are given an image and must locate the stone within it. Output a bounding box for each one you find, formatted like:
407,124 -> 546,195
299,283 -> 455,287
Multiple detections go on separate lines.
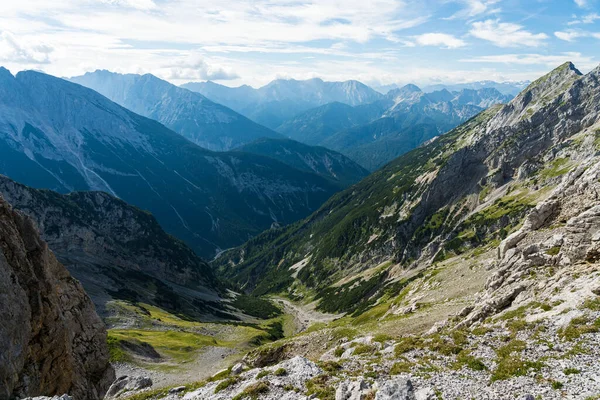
169,386 -> 186,394
336,379 -> 369,400
231,362 -> 245,375
415,387 -> 436,400
375,379 -> 416,400
105,376 -> 153,399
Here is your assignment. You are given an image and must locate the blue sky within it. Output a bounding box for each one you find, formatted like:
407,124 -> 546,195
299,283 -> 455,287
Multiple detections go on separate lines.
0,0 -> 599,87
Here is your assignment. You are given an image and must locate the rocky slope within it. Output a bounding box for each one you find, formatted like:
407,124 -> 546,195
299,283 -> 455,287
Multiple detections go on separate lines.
277,85 -> 513,170
0,67 -> 342,258
215,61 -> 598,309
119,62 -> 600,400
0,195 -> 114,399
182,78 -> 383,129
0,175 -> 223,320
234,138 -> 369,187
69,70 -> 282,151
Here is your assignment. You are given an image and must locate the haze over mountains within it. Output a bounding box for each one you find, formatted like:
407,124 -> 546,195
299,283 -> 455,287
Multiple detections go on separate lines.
0,68 -> 348,258
182,78 -> 384,129
69,70 -> 282,151
279,83 -> 513,170
377,80 -> 530,96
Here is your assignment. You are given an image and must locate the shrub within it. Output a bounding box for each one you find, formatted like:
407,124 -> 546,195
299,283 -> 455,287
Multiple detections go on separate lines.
454,350 -> 487,371
564,367 -> 580,375
214,377 -> 240,393
394,336 -> 422,356
551,380 -> 564,390
352,343 -> 376,356
319,361 -> 342,373
255,370 -> 270,379
491,357 -> 544,381
390,362 -> 412,374
558,316 -> 599,341
306,375 -> 335,400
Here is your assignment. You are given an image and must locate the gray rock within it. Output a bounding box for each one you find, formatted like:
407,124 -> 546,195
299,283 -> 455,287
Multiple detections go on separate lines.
105,376 -> 153,399
0,197 -> 114,400
336,379 -> 369,400
169,386 -> 186,394
231,362 -> 245,375
415,387 -> 436,400
375,379 -> 416,400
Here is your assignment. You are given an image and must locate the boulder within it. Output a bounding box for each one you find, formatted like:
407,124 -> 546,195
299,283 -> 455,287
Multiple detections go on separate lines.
375,379 -> 416,400
415,387 -> 436,400
336,379 -> 370,400
105,376 -> 153,399
231,363 -> 245,375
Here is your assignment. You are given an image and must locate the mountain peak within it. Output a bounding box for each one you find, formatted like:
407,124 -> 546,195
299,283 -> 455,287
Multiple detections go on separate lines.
490,62 -> 584,128
0,66 -> 13,80
400,83 -> 422,93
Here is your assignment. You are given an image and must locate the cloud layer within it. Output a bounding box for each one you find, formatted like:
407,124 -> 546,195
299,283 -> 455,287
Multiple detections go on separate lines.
0,0 -> 598,87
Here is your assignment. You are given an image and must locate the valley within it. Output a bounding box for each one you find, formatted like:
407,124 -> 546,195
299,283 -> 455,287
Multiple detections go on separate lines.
1,54 -> 600,400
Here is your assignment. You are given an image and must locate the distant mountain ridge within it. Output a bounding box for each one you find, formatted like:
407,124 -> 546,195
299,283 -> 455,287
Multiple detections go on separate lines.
277,84 -> 513,170
182,78 -> 384,129
0,67 -> 343,258
376,80 -> 529,96
69,70 -> 281,151
234,138 -> 369,187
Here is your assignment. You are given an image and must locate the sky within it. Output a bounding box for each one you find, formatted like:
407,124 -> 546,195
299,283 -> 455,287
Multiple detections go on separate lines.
0,0 -> 599,88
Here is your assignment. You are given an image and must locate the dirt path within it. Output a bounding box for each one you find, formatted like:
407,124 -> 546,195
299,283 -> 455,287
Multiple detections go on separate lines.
273,297 -> 340,334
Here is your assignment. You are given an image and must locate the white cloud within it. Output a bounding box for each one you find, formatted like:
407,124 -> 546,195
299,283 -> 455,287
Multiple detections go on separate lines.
555,29 -> 600,41
446,0 -> 501,20
582,13 -> 600,23
100,0 -> 157,10
414,33 -> 467,49
162,55 -> 239,81
461,52 -> 596,70
470,19 -> 548,47
569,13 -> 600,24
574,0 -> 587,8
0,31 -> 53,64
555,30 -> 583,41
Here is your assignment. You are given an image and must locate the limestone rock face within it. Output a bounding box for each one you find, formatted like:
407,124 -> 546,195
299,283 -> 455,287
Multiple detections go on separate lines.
0,196 -> 114,399
0,175 -> 221,319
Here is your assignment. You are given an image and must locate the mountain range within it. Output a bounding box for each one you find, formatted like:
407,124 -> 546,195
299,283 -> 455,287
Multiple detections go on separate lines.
277,84 -> 513,170
3,58 -> 600,400
215,62 -> 599,308
0,67 -> 347,258
376,80 -> 530,96
235,138 -> 369,188
69,70 -> 282,151
182,78 -> 384,129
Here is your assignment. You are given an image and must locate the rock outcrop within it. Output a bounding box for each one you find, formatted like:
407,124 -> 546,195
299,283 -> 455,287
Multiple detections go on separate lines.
0,175 -> 223,320
0,196 -> 114,399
